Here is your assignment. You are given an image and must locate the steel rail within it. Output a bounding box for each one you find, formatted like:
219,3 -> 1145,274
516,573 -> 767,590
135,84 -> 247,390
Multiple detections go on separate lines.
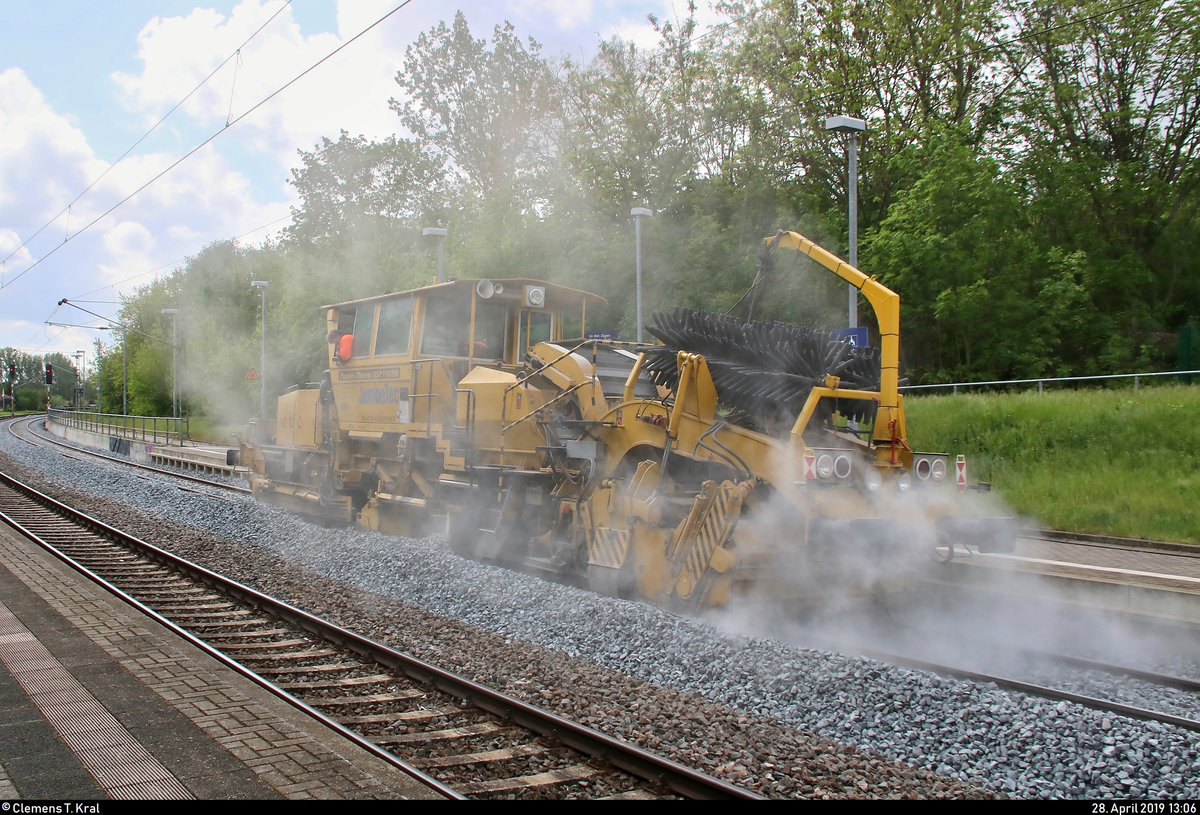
8,413 -> 250,494
853,644 -> 1200,734
0,466 -> 762,801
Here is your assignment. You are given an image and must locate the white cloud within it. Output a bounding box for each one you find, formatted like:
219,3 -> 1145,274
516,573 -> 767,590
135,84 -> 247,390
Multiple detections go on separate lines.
509,0 -> 596,30
101,220 -> 156,260
111,1 -> 405,177
0,68 -> 107,227
3,0 -> 726,359
0,59 -> 284,356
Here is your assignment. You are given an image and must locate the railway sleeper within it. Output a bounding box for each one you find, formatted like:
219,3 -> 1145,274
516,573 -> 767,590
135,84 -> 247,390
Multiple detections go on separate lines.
177,617 -> 276,629
215,640 -> 329,653
454,764 -> 601,796
409,743 -> 549,770
202,628 -> 292,640
272,674 -> 395,691
246,660 -> 359,674
338,708 -> 455,726
371,721 -> 503,745
312,689 -> 427,706
167,609 -> 257,621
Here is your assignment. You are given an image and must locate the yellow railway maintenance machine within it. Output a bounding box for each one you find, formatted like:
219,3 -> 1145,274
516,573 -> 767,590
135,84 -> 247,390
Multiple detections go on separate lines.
243,232 -> 1014,613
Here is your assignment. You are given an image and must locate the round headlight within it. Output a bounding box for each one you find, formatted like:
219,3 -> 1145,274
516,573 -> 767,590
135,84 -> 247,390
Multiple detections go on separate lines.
816,454 -> 834,479
862,469 -> 882,492
897,473 -> 912,491
834,455 -> 853,479
916,458 -> 932,480
931,459 -> 947,481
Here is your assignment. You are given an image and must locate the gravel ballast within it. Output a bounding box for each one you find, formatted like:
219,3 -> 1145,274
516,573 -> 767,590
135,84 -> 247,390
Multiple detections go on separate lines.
2,425 -> 1198,800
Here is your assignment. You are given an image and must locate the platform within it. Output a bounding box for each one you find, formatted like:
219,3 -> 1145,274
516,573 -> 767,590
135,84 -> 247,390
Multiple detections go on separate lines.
943,534 -> 1200,626
42,415 -> 244,477
0,524 -> 446,801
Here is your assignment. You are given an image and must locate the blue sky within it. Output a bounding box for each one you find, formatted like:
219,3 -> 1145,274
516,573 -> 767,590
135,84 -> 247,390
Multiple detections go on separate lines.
0,1 -> 714,368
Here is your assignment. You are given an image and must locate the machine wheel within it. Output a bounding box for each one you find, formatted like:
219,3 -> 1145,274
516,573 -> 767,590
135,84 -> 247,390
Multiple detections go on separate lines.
929,530 -> 956,563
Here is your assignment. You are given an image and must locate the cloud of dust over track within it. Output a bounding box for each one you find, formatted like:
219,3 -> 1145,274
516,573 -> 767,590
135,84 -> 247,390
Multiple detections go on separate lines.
709,474 -> 1189,673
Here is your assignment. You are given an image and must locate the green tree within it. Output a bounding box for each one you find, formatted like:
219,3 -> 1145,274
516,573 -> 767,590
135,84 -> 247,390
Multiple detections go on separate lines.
864,131 -> 1089,382
1002,0 -> 1200,369
284,131 -> 446,247
391,12 -> 561,208
718,0 -> 1013,245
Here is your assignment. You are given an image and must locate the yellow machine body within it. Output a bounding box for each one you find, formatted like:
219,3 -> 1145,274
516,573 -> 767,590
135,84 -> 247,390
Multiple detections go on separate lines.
243,237 -> 1013,613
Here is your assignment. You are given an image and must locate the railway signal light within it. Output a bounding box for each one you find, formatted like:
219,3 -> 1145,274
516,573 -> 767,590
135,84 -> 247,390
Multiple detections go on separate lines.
45,364 -> 53,385
6,364 -> 14,382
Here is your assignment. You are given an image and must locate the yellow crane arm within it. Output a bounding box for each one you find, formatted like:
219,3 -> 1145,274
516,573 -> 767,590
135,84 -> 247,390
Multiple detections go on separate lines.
764,230 -> 903,444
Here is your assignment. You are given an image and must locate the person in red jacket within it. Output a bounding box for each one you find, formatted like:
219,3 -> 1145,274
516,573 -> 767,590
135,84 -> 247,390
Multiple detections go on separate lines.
329,330 -> 354,362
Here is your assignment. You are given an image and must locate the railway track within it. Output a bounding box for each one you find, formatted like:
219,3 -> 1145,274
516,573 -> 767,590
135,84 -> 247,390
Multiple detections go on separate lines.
850,639 -> 1200,733
21,413 -> 1197,559
7,415 -> 1200,796
8,414 -> 250,496
0,468 -> 762,801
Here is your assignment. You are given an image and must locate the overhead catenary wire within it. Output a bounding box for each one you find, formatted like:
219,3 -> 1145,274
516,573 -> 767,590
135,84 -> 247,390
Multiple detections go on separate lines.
0,0 -> 295,271
70,215 -> 293,301
23,215 -> 292,357
4,0 -> 417,293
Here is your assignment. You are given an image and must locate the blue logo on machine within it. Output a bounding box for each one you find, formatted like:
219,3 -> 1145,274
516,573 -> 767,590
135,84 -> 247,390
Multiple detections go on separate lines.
833,327 -> 868,347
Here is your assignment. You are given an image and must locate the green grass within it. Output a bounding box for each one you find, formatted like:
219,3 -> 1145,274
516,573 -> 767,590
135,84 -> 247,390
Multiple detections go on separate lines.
904,384 -> 1200,544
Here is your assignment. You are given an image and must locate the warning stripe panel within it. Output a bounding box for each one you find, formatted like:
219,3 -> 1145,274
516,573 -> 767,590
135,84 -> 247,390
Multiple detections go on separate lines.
588,526 -> 629,569
680,484 -> 741,589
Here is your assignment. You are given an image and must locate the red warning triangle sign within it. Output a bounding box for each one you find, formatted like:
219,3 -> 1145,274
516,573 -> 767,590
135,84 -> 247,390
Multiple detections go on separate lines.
247,368 -> 259,381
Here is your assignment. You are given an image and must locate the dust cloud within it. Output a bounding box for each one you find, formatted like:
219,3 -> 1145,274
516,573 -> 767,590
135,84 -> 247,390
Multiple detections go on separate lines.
708,480 -> 1192,677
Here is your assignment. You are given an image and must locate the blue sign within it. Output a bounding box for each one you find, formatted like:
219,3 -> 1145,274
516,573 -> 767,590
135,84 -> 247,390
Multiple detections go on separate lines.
833,327 -> 869,348
586,330 -> 619,341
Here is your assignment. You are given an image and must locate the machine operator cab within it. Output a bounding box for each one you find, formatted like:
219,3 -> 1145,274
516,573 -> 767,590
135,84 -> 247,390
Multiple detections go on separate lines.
321,278 -> 608,435
325,278 -> 606,371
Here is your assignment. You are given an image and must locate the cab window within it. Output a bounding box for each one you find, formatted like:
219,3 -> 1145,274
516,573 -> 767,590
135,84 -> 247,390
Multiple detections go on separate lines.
420,296 -> 509,359
519,310 -> 552,352
420,297 -> 469,356
352,305 -> 376,357
473,302 -> 509,360
375,297 -> 413,356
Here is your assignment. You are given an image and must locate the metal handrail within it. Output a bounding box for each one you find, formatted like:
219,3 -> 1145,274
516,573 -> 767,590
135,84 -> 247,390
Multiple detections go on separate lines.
899,369 -> 1200,395
407,357 -> 475,438
47,408 -> 189,445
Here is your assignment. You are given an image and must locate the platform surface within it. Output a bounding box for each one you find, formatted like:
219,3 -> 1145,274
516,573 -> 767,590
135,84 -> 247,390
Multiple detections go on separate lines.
0,524 -> 445,801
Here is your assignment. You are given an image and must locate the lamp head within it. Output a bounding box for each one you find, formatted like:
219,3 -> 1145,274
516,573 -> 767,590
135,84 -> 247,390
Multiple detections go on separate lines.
825,115 -> 866,133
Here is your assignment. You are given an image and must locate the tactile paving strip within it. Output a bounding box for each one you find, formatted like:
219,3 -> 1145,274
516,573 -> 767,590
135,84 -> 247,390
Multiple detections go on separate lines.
0,602 -> 193,800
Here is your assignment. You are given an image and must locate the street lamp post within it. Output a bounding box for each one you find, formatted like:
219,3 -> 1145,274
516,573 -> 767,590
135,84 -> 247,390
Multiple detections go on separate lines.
825,115 -> 867,329
251,281 -> 269,421
121,327 -> 128,416
423,228 -> 448,283
161,309 -> 178,420
631,207 -> 652,344
73,350 -> 84,411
